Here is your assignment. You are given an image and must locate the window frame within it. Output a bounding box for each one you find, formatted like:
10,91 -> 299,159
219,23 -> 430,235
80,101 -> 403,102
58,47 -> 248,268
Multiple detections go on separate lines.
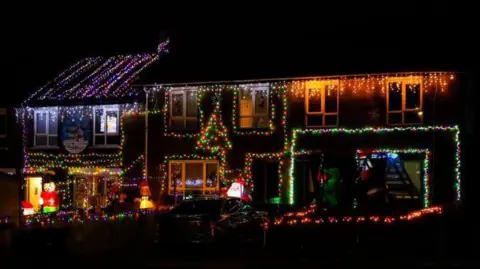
386,77 -> 423,126
0,108 -> 6,138
33,107 -> 58,147
93,105 -> 120,147
168,159 -> 220,195
238,84 -> 270,129
169,87 -> 198,131
304,80 -> 340,127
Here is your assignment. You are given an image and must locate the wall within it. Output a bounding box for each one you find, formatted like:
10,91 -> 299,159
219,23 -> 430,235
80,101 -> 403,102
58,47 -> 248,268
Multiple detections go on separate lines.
120,78 -> 462,205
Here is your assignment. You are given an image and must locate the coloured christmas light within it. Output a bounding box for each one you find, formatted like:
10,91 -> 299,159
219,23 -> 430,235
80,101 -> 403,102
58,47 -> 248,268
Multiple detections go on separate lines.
290,73 -> 454,98
123,154 -> 145,175
195,96 -> 232,155
21,103 -> 141,121
64,58 -> 116,98
160,154 -> 225,192
162,86 -> 201,138
114,55 -> 160,97
24,58 -> 92,103
289,125 -> 461,205
274,203 -> 442,226
161,83 -> 288,138
232,84 -> 276,135
356,148 -> 431,207
97,54 -> 155,98
25,47 -> 167,102
23,209 -> 154,226
244,152 -> 284,194
41,57 -> 101,99
67,167 -> 123,176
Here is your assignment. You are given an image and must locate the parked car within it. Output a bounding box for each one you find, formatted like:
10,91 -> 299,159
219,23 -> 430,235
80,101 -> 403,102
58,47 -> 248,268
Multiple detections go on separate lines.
155,197 -> 269,246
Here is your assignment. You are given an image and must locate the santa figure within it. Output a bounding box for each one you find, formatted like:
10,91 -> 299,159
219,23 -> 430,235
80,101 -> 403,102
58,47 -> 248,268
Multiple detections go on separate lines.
22,201 -> 35,216
39,182 -> 59,213
227,177 -> 252,202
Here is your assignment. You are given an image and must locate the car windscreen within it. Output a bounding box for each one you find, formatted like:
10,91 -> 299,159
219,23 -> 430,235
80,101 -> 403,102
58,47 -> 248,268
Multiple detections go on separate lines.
170,200 -> 223,215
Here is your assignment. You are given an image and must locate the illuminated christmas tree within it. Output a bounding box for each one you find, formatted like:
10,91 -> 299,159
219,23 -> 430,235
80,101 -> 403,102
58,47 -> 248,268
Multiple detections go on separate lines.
195,97 -> 232,156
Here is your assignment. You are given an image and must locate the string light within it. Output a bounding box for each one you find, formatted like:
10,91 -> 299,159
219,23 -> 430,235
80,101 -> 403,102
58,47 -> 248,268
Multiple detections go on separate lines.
24,40 -> 168,102
356,148 -> 431,207
232,84 -> 276,135
244,153 -> 284,194
290,126 -> 461,205
274,204 -> 442,226
195,95 -> 232,155
160,154 -> 225,192
24,58 -> 93,103
23,209 -> 154,226
290,73 -> 454,98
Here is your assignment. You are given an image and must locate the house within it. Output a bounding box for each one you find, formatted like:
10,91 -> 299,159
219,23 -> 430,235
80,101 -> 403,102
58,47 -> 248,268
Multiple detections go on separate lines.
18,42 -> 169,214
18,44 -> 464,213
127,72 -> 463,211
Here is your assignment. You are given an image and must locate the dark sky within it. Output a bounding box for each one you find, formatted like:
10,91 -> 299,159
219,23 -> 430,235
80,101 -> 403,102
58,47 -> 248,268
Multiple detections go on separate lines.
13,2 -> 475,104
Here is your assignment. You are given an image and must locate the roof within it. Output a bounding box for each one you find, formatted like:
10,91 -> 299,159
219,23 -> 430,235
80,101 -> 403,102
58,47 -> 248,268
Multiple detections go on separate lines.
24,40 -> 170,106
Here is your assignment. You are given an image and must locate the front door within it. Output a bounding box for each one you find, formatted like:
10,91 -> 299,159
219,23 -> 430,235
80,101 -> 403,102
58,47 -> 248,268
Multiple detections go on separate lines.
251,160 -> 279,203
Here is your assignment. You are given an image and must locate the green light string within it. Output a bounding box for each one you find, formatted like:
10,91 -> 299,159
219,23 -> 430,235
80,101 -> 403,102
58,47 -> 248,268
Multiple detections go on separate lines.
356,148 -> 431,208
160,154 -> 225,194
231,86 -> 276,135
290,126 -> 461,205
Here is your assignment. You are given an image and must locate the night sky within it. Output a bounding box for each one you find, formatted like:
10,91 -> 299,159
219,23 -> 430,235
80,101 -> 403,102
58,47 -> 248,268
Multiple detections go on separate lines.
14,2 -> 475,105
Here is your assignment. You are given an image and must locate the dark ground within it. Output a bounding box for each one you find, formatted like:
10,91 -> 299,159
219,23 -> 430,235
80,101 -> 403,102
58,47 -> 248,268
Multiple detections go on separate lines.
1,207 -> 476,268
2,224 -> 477,269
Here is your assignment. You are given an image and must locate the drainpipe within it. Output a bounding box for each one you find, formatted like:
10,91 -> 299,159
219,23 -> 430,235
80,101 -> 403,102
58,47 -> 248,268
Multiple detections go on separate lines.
144,87 -> 148,182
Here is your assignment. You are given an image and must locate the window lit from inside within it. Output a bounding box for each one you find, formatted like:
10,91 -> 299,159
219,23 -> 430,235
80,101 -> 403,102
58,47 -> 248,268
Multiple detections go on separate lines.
239,85 -> 269,129
168,160 -> 219,195
34,108 -> 58,147
387,78 -> 423,125
94,106 -> 120,146
0,108 -> 6,138
305,81 -> 339,127
170,88 -> 198,131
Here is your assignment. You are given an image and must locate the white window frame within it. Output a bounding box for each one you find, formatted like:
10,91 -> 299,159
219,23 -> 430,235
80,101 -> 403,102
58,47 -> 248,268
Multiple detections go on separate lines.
34,107 -> 58,147
239,84 -> 269,129
93,105 -> 120,147
386,77 -> 423,126
169,87 -> 198,130
168,160 -> 220,195
304,80 -> 340,127
0,108 -> 6,138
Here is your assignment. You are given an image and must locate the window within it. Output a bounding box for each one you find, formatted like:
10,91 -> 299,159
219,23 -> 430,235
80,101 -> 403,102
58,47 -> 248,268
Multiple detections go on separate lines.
93,105 -> 120,146
169,88 -> 198,130
34,108 -> 58,147
0,108 -> 6,138
239,85 -> 269,129
305,80 -> 339,127
168,160 -> 219,195
386,77 -> 423,125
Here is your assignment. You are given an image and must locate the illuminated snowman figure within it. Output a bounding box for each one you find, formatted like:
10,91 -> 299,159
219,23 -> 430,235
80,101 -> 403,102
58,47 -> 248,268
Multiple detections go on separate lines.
39,182 -> 59,213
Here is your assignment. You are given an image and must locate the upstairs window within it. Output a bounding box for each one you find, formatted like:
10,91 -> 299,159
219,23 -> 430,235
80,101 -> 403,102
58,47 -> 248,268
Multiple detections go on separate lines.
170,88 -> 198,130
34,108 -> 58,147
93,105 -> 120,146
239,85 -> 269,129
305,80 -> 339,127
386,77 -> 423,125
0,108 -> 6,138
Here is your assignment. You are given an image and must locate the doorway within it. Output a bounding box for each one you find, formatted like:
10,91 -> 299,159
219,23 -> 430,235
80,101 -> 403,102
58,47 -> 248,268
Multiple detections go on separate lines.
251,160 -> 279,203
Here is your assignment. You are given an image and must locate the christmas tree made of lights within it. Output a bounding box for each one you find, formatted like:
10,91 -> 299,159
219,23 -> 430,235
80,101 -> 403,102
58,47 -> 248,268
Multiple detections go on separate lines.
195,97 -> 232,156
